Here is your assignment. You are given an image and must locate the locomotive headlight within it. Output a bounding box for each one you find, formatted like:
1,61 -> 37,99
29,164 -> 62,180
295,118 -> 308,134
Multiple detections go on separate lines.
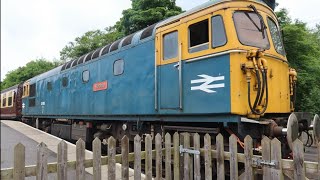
122,123 -> 127,131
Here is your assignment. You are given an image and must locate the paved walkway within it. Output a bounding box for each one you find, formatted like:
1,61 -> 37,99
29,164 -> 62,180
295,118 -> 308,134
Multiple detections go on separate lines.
1,120 -> 144,180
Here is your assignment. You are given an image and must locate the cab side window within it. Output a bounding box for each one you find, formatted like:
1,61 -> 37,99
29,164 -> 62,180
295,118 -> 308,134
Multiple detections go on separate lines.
212,15 -> 227,48
189,19 -> 209,53
163,31 -> 178,60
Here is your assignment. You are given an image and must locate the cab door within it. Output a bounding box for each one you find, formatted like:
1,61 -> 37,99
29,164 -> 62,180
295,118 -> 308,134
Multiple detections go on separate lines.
158,26 -> 182,110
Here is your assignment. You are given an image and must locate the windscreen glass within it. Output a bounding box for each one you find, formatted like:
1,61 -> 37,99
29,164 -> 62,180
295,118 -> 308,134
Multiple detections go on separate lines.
233,11 -> 270,49
267,17 -> 285,56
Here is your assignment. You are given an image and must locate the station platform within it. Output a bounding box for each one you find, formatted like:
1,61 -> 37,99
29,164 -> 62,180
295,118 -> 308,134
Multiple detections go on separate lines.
1,120 -> 144,180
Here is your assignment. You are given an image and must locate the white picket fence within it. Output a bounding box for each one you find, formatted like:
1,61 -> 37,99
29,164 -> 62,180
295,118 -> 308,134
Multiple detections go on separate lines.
1,132 -> 319,180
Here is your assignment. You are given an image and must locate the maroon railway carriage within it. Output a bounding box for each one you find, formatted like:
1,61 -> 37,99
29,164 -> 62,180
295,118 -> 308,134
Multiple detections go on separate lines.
0,83 -> 23,120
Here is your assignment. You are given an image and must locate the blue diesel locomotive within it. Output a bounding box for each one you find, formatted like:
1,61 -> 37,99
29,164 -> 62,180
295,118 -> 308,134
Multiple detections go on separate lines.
2,0 -> 318,154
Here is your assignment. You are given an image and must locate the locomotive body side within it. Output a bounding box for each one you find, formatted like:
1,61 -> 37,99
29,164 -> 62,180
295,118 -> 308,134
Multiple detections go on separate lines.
18,0 -> 319,155
22,32 -> 156,118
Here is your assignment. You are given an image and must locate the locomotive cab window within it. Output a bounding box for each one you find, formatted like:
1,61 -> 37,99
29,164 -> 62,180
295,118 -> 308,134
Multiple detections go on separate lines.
233,11 -> 270,49
163,31 -> 178,60
212,15 -> 227,48
113,59 -> 124,76
189,19 -> 209,53
267,17 -> 285,56
82,70 -> 90,82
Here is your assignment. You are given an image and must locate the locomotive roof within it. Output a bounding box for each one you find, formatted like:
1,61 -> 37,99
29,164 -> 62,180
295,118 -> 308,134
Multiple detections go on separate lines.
59,0 -> 271,72
59,0 -> 224,72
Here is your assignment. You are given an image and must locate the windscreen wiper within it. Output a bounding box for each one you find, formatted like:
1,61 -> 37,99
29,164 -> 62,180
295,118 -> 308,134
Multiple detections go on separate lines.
248,4 -> 267,39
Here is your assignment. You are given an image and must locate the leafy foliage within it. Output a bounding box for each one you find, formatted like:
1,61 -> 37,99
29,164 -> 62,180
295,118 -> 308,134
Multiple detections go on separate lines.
1,59 -> 59,91
276,9 -> 320,114
60,28 -> 123,62
115,0 -> 182,35
60,0 -> 182,61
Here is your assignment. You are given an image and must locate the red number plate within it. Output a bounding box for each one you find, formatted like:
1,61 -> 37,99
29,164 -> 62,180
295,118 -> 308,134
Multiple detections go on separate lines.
93,81 -> 108,92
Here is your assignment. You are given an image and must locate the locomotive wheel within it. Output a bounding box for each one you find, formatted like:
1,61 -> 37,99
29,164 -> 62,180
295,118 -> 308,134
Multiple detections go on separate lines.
313,114 -> 320,143
286,113 -> 299,150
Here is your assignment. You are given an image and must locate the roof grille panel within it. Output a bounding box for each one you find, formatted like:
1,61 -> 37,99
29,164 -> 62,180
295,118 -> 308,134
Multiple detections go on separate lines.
140,24 -> 156,40
100,44 -> 111,56
109,39 -> 122,52
122,34 -> 135,47
91,47 -> 103,59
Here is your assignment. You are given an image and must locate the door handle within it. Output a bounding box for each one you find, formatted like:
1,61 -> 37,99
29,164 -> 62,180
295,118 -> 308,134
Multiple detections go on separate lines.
174,62 -> 180,69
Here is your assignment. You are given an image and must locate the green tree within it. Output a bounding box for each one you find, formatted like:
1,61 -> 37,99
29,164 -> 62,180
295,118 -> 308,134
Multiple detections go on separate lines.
60,28 -> 122,62
59,0 -> 183,61
1,59 -> 59,91
115,0 -> 182,35
276,9 -> 320,114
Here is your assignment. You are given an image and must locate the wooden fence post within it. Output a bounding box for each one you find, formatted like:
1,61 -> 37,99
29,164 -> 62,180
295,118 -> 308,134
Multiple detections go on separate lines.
165,133 -> 172,180
121,136 -> 129,180
244,136 -> 253,180
76,139 -> 85,180
93,137 -> 101,180
134,135 -> 141,180
155,133 -> 162,180
173,132 -> 180,180
229,135 -> 238,180
183,133 -> 190,180
108,137 -> 116,180
145,134 -> 152,180
293,139 -> 305,180
318,142 -> 320,178
204,134 -> 212,180
271,138 -> 283,180
216,133 -> 225,180
37,142 -> 48,180
261,136 -> 271,180
13,143 -> 25,180
193,133 -> 201,180
57,140 -> 67,180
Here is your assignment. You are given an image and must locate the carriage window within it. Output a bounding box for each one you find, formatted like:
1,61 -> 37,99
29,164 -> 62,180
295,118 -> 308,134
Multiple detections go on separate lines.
2,94 -> 6,107
189,19 -> 209,53
1,94 -> 7,107
62,77 -> 68,87
163,31 -> 178,60
82,70 -> 90,82
7,92 -> 13,107
267,17 -> 285,56
233,11 -> 270,49
212,16 -> 227,48
47,82 -> 52,91
29,84 -> 36,97
114,59 -> 124,76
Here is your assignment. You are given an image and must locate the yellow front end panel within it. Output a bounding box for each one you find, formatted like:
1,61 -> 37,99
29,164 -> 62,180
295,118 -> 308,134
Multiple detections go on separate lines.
230,52 -> 291,116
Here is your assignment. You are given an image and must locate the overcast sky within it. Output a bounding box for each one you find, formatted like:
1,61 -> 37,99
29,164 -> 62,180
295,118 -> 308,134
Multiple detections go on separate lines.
1,0 -> 319,81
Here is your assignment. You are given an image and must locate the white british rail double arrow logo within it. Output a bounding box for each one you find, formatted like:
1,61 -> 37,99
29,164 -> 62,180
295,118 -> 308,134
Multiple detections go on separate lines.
191,74 -> 225,93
